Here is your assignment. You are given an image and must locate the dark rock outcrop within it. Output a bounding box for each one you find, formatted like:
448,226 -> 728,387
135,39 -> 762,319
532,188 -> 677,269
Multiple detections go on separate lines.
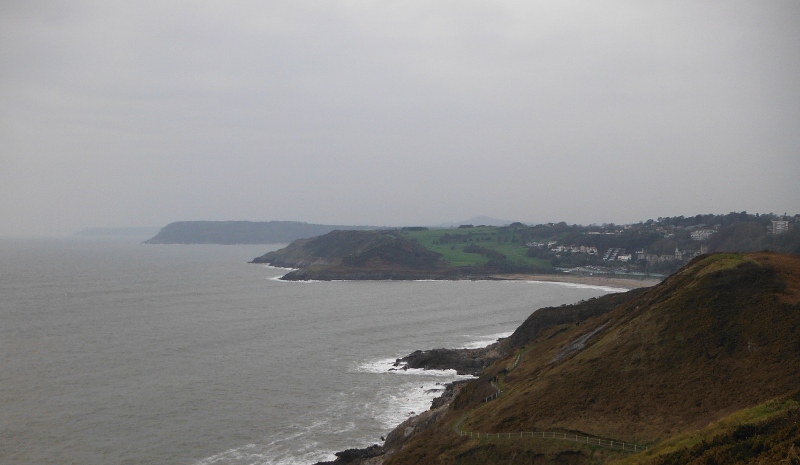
393,343 -> 505,376
313,445 -> 385,465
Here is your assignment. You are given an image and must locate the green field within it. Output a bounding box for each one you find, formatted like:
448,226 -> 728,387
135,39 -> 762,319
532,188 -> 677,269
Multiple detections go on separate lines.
400,227 -> 550,270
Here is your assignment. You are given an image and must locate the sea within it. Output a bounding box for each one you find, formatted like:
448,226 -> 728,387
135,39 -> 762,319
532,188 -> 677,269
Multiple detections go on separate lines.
0,237 -> 623,465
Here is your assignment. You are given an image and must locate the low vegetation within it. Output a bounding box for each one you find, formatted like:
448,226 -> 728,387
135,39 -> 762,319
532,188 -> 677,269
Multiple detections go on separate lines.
378,252 -> 800,465
399,226 -> 551,271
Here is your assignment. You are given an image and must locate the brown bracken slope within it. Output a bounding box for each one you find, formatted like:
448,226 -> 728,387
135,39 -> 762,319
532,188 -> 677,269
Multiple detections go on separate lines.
384,252 -> 800,465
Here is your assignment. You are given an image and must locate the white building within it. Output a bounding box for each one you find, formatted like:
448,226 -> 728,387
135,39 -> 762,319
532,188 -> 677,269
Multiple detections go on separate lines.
772,220 -> 789,235
690,229 -> 715,241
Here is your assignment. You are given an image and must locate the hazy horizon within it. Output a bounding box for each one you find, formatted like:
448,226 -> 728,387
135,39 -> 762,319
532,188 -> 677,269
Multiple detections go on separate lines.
50,210 -> 800,239
3,2 -> 799,237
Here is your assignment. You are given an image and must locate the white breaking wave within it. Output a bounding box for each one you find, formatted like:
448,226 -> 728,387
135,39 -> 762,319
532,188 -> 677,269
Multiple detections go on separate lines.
353,356 -> 475,429
459,331 -> 513,349
260,264 -> 300,282
194,440 -> 334,465
269,277 -> 325,283
369,381 -> 449,429
355,357 -> 472,378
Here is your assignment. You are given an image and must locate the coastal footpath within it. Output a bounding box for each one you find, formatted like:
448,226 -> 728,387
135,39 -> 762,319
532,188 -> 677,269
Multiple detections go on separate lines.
313,252 -> 800,465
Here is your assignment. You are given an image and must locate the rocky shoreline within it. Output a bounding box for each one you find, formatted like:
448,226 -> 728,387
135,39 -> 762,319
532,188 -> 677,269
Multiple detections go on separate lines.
308,287 -> 650,465
312,379 -> 471,465
311,343 -> 500,465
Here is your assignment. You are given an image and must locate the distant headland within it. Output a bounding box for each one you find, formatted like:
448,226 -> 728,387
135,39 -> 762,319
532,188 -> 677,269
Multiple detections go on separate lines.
252,213 -> 800,281
143,220 -> 383,245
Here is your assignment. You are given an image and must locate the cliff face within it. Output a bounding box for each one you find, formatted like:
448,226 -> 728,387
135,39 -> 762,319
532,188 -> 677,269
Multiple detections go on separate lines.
376,252 -> 800,465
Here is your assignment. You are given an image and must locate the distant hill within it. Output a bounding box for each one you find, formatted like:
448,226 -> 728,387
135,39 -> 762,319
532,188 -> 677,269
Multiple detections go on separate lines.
143,221 -> 382,245
327,252 -> 800,465
251,229 -> 552,279
437,215 -> 517,228
252,230 -> 454,279
77,226 -> 162,237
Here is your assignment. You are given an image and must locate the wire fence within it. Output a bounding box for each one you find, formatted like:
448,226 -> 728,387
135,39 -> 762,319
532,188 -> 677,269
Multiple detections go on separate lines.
470,352 -> 646,453
457,430 -> 647,452
484,380 -> 503,403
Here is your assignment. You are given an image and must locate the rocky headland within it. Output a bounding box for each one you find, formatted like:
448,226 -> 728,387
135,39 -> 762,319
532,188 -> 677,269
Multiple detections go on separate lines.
311,286 -> 646,465
391,344 -> 505,377
310,252 -> 800,465
251,229 -> 667,286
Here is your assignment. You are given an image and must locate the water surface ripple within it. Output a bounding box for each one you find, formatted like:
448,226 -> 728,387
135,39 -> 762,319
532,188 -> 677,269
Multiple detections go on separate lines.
0,237 -> 616,464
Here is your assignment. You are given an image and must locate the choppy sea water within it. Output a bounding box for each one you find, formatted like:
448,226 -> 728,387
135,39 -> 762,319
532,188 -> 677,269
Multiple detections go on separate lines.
0,237 -> 621,464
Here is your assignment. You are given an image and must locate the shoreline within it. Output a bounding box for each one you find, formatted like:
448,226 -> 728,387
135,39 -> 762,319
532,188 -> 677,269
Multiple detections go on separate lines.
263,265 -> 662,290
259,262 -> 661,290
313,280 -> 644,465
496,273 -> 661,290
314,283 -> 646,465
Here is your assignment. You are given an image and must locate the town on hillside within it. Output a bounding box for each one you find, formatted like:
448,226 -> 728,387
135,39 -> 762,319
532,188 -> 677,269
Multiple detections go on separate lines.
403,212 -> 800,278
520,212 -> 798,276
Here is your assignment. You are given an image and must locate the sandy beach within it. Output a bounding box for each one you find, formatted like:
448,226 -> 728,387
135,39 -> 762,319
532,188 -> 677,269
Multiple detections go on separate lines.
496,273 -> 662,290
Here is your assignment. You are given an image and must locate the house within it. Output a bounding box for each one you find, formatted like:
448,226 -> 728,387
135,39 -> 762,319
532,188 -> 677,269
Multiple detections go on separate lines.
772,220 -> 789,235
690,229 -> 715,241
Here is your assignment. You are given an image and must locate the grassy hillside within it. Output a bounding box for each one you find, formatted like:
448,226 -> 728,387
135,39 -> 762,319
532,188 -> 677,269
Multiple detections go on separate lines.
399,227 -> 550,269
252,230 -> 455,280
253,229 -> 553,280
614,391 -> 800,464
381,252 -> 800,465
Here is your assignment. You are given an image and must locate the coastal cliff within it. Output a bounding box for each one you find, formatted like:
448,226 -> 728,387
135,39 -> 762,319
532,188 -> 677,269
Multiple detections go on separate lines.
319,252 -> 800,465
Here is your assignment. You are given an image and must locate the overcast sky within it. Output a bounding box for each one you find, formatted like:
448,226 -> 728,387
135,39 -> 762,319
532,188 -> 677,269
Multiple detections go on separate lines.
2,1 -> 798,236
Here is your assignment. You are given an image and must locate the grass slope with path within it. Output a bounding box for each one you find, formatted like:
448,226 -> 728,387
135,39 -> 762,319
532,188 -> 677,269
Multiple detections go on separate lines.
380,252 -> 800,465
399,227 -> 550,270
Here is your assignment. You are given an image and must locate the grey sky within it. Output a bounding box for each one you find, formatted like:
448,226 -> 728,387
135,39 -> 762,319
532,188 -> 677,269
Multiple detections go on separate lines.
2,1 -> 798,236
